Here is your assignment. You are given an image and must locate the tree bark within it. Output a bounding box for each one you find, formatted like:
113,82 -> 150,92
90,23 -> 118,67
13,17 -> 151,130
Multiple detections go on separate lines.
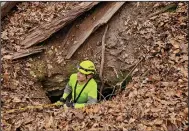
1,2 -> 19,19
20,2 -> 99,48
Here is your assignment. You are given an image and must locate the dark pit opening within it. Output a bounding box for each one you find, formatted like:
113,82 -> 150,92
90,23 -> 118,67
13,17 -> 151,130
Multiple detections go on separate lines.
46,85 -> 117,103
44,74 -> 132,103
100,88 -> 116,100
46,89 -> 64,103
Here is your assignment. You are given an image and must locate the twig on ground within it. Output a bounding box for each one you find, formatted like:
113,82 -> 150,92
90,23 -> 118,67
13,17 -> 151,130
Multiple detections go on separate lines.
31,97 -> 46,99
118,57 -> 144,92
97,90 -> 106,101
99,25 -> 108,101
148,3 -> 178,18
109,65 -> 119,78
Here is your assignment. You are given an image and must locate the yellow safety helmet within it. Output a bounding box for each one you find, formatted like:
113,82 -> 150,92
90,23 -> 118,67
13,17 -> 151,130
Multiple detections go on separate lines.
77,60 -> 96,75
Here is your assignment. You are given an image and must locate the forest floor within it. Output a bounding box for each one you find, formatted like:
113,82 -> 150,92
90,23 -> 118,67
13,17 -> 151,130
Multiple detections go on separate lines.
1,2 -> 188,131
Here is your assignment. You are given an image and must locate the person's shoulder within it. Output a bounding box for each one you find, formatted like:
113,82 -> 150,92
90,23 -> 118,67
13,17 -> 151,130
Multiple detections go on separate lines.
70,73 -> 77,80
89,78 -> 97,87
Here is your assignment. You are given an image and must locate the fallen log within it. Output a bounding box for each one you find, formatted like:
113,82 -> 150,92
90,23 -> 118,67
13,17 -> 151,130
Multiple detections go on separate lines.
1,2 -> 19,19
64,2 -> 125,59
21,2 -> 99,48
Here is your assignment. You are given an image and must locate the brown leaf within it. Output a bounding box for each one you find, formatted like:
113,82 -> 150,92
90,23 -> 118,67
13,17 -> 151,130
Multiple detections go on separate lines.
154,119 -> 163,125
167,120 -> 177,131
180,55 -> 188,63
173,49 -> 180,54
75,111 -> 84,120
161,82 -> 169,86
170,39 -> 180,49
150,108 -> 161,113
1,30 -> 9,40
161,81 -> 176,87
116,115 -> 123,122
45,115 -> 54,129
126,83 -> 134,89
128,90 -> 138,98
175,90 -> 182,97
146,127 -> 152,131
184,108 -> 188,115
180,67 -> 188,78
3,55 -> 13,60
13,97 -> 21,103
180,43 -> 188,54
128,118 -> 135,124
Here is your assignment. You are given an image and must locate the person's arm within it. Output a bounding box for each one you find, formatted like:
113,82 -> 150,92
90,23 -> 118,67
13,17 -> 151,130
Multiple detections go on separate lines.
61,75 -> 73,100
55,82 -> 72,105
62,83 -> 72,99
74,86 -> 97,108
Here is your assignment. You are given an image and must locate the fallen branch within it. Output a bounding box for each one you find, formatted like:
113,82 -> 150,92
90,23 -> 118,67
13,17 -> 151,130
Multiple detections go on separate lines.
65,2 -> 125,59
99,25 -> 108,101
12,47 -> 45,60
109,65 -> 119,79
97,90 -> 106,101
148,3 -> 178,18
117,57 -> 144,92
20,2 -> 99,48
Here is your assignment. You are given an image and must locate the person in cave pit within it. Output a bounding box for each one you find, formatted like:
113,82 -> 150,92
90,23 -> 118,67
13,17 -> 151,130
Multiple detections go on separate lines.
55,60 -> 97,108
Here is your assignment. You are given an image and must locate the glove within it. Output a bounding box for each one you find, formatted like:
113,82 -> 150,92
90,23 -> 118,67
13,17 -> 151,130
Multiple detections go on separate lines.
60,97 -> 66,103
55,101 -> 64,106
55,98 -> 66,106
63,104 -> 68,109
65,101 -> 74,108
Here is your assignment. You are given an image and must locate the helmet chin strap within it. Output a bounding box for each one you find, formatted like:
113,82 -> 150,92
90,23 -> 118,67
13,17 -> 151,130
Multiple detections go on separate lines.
85,74 -> 88,79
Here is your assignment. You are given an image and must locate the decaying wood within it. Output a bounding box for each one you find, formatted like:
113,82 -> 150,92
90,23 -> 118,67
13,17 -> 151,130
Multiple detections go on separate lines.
12,47 -> 45,60
1,2 -> 19,19
99,25 -> 108,101
64,2 -> 125,59
21,2 -> 99,48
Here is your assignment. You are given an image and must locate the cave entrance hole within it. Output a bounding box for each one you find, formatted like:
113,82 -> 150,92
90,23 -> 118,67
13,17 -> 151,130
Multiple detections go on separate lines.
44,77 -> 131,103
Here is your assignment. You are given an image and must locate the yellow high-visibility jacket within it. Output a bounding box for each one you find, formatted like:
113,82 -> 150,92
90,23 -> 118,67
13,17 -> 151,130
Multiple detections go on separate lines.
62,73 -> 97,108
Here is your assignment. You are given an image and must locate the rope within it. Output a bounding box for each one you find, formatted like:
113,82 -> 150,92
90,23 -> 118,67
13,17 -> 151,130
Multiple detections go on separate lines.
2,103 -> 58,115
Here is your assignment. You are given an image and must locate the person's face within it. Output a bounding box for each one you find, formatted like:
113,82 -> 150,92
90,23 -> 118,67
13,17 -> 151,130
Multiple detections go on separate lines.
77,72 -> 87,82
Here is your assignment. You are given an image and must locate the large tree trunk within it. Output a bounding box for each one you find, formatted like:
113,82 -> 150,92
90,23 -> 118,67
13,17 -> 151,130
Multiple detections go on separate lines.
21,2 -> 99,48
1,2 -> 19,19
